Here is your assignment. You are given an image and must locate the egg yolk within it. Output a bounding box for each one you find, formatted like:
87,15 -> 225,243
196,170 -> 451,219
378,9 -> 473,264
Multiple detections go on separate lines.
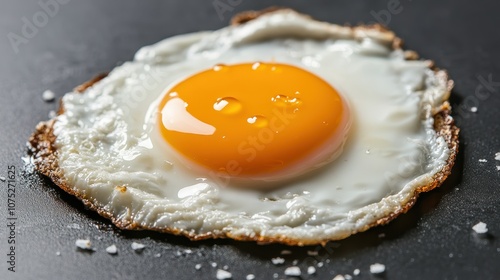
158,62 -> 346,179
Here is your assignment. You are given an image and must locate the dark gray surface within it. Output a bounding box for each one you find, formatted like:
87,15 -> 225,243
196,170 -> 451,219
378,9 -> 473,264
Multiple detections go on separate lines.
1,0 -> 499,279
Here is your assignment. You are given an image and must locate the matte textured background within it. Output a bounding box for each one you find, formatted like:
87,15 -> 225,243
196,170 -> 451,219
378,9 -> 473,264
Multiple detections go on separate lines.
1,0 -> 499,279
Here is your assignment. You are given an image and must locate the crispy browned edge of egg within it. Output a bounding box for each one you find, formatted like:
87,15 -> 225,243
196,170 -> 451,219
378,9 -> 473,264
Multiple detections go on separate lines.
28,8 -> 459,246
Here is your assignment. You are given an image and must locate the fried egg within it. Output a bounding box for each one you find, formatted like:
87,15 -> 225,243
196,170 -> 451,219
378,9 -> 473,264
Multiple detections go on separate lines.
32,9 -> 458,245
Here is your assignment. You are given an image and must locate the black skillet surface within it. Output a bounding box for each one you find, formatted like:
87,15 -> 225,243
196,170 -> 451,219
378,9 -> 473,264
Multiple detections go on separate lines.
1,0 -> 499,279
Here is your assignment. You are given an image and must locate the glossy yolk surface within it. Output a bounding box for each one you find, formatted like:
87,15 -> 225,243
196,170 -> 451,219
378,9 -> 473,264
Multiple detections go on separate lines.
158,62 -> 345,178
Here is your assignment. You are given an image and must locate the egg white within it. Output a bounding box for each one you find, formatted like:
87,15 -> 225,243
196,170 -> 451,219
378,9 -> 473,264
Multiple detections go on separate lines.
53,10 -> 451,244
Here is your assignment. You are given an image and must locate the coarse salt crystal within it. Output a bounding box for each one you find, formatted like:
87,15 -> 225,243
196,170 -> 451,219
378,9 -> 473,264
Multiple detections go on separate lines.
195,264 -> 202,270
317,262 -> 324,268
211,262 -> 217,268
131,242 -> 145,251
307,250 -> 318,256
353,269 -> 360,275
344,274 -> 353,280
479,159 -> 488,163
472,222 -> 488,234
246,274 -> 255,280
106,244 -> 118,255
370,263 -> 385,274
271,257 -> 285,265
75,239 -> 92,250
333,275 -> 345,280
42,90 -> 56,102
284,266 -> 301,276
470,107 -> 477,112
307,266 -> 316,275
307,251 -> 318,256
216,269 -> 232,280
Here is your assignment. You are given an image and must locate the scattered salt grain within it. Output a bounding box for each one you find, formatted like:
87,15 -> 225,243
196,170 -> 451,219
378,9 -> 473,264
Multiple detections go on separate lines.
223,265 -> 229,270
42,90 -> 55,102
273,273 -> 278,278
280,250 -> 292,255
106,245 -> 118,255
470,107 -> 477,113
49,110 -> 57,118
353,269 -> 360,276
131,242 -> 145,251
378,233 -> 386,238
271,257 -> 285,265
370,263 -> 385,274
497,166 -> 500,171
495,152 -> 500,161
307,250 -> 318,256
472,222 -> 488,234
333,275 -> 345,280
55,251 -> 61,256
75,239 -> 92,250
216,269 -> 232,280
317,262 -> 324,268
195,264 -> 202,270
449,253 -> 453,258
292,259 -> 299,265
184,249 -> 193,254
307,266 -> 316,275
0,176 -> 5,182
284,266 -> 301,276
154,253 -> 161,258
246,274 -> 255,280
479,159 -> 488,163
211,262 -> 218,268
344,274 -> 353,280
